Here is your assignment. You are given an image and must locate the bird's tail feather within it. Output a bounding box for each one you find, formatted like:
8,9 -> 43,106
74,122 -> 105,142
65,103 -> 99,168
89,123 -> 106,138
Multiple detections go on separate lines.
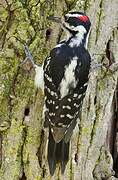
48,129 -> 69,175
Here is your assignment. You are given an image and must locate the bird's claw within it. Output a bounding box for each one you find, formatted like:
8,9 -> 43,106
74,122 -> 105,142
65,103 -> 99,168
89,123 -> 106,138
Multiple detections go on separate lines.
20,45 -> 35,71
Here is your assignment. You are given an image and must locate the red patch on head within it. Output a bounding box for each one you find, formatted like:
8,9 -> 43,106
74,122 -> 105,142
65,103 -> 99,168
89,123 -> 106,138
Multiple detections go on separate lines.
77,15 -> 89,22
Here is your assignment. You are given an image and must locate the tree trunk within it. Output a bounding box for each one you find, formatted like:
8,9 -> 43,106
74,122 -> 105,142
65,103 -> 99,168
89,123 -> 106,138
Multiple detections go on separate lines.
0,0 -> 118,180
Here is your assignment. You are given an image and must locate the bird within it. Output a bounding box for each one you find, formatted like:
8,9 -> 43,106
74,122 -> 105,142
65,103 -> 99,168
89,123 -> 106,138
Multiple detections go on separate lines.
35,11 -> 91,175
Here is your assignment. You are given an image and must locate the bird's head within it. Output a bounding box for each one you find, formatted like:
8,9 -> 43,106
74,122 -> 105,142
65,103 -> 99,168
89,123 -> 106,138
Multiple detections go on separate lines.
48,12 -> 91,37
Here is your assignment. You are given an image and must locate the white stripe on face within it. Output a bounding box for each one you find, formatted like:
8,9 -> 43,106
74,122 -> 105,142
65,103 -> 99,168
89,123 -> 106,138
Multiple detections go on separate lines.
65,14 -> 83,18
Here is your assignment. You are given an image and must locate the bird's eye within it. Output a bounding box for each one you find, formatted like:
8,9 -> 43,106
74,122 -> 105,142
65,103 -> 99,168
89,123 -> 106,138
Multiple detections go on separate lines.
64,15 -> 69,22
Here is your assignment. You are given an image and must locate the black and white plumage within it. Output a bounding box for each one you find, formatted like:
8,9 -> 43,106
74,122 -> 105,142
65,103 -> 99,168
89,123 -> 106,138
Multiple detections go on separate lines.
35,12 -> 91,175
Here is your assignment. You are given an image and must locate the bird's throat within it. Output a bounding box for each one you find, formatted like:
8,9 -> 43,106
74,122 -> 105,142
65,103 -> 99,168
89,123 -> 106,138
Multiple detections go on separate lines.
68,32 -> 89,48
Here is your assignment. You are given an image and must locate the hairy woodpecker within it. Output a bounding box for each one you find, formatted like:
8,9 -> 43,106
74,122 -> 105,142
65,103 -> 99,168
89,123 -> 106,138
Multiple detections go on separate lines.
35,12 -> 91,175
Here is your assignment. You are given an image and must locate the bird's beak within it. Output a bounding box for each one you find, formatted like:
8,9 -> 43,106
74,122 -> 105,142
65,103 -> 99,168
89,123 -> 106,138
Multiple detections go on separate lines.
48,16 -> 62,24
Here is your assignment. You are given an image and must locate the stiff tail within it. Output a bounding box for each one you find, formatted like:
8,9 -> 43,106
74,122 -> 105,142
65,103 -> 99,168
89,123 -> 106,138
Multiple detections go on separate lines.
48,129 -> 69,175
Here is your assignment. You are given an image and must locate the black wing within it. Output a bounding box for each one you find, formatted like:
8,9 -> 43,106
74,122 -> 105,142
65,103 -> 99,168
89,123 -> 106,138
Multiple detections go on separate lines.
43,42 -> 91,142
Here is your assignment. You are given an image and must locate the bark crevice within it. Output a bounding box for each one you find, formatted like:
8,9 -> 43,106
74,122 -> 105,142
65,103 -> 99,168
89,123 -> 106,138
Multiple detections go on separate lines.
112,82 -> 118,177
